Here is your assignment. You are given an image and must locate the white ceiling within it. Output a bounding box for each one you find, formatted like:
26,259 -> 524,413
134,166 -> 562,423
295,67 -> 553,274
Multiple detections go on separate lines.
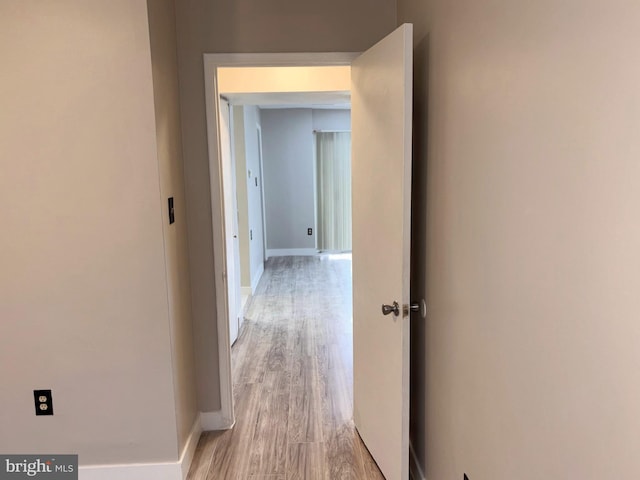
222,91 -> 351,109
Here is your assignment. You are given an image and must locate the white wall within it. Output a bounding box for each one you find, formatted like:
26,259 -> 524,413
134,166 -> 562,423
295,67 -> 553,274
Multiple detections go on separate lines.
261,109 -> 352,254
232,104 -> 265,293
312,109 -> 351,131
243,106 -> 266,287
397,1 -> 640,479
261,109 -> 316,252
0,0 -> 180,465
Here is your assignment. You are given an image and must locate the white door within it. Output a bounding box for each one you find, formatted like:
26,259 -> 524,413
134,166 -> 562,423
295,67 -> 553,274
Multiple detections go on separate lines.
219,98 -> 242,345
352,23 -> 413,480
229,107 -> 244,338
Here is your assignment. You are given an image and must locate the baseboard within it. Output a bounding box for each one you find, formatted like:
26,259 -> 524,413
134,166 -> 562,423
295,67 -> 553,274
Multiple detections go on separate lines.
179,415 -> 202,479
78,415 -> 202,480
79,462 -> 181,480
266,248 -> 317,257
251,262 -> 264,292
240,262 -> 264,299
409,440 -> 426,480
200,409 -> 235,431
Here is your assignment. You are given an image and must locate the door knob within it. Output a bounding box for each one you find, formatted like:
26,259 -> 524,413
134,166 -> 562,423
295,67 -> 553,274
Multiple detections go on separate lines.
381,301 -> 400,316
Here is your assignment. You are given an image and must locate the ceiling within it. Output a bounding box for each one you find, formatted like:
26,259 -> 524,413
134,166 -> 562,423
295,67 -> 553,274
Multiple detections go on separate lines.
222,91 -> 351,109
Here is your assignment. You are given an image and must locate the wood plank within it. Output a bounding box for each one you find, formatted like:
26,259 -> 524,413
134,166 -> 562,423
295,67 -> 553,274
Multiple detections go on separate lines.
233,324 -> 269,385
287,357 -> 322,443
287,442 -> 326,480
324,423 -> 366,479
206,383 -> 262,479
248,371 -> 290,476
265,323 -> 289,371
357,431 -> 386,480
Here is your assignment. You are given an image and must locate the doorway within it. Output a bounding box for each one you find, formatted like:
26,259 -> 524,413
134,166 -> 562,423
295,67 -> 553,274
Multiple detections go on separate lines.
207,76 -> 372,478
202,25 -> 413,480
203,55 -> 356,427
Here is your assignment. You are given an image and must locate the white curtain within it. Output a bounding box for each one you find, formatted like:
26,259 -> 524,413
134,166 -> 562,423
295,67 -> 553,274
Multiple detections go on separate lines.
316,132 -> 352,251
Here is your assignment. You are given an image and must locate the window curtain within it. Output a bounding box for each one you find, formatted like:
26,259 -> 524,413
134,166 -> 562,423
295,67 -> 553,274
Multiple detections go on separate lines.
316,132 -> 352,251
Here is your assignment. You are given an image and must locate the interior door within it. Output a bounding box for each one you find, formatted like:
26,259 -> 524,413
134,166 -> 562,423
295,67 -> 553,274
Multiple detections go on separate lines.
352,24 -> 413,480
219,98 -> 241,345
229,108 -> 244,338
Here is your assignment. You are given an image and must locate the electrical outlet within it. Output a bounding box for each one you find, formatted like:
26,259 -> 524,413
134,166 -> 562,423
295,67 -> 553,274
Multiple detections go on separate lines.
250,229 -> 253,240
307,228 -> 313,236
34,390 -> 53,416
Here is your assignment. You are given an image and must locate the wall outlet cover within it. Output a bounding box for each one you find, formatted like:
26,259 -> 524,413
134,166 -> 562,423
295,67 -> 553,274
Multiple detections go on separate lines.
34,389 -> 53,416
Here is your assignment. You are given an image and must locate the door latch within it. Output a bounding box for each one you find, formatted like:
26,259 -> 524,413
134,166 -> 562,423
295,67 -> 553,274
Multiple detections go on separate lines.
404,299 -> 427,318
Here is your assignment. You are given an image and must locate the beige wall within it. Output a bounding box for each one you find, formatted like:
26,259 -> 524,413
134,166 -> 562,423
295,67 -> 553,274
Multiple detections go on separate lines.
175,0 -> 397,412
398,1 -> 640,478
0,0 -> 179,465
147,0 -> 199,453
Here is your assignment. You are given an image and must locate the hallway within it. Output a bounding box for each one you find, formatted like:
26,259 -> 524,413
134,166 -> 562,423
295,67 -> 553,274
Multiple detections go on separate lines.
187,255 -> 385,479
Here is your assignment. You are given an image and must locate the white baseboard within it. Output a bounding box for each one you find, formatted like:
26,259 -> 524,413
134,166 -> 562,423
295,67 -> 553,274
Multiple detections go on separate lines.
266,248 -> 317,257
240,261 -> 265,299
409,440 -> 426,480
79,462 -> 181,480
179,415 -> 202,479
79,415 -> 202,480
200,409 -> 235,431
251,262 -> 264,292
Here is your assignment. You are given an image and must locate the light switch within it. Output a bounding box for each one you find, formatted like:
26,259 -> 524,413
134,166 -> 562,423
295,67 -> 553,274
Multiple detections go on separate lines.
168,197 -> 175,224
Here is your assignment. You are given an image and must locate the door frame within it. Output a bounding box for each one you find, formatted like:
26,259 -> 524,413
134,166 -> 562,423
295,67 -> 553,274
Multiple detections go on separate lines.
203,52 -> 358,427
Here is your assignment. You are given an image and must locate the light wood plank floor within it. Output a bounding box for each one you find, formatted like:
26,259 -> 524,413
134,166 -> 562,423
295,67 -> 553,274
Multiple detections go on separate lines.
187,255 -> 385,479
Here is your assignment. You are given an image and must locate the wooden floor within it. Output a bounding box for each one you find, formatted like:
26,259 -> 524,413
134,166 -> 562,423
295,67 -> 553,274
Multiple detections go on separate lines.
187,255 -> 385,479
